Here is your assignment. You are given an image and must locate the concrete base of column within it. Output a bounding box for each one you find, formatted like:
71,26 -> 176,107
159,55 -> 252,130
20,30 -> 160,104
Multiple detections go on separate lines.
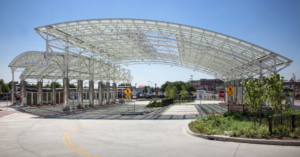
78,80 -> 83,107
89,80 -> 94,106
106,82 -> 110,104
38,81 -> 43,106
63,78 -> 69,111
51,82 -> 56,105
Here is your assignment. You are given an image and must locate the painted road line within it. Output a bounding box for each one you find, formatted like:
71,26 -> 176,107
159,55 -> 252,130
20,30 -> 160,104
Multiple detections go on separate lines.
63,120 -> 103,157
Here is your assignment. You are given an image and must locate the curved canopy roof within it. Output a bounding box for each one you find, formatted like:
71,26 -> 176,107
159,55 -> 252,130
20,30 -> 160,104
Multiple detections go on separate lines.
34,18 -> 292,81
9,51 -> 133,82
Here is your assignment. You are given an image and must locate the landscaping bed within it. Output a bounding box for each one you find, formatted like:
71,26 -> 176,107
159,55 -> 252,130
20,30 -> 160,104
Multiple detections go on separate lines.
189,110 -> 300,140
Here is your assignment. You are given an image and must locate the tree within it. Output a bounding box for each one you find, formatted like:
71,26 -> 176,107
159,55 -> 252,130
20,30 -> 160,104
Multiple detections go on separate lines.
180,85 -> 189,99
69,83 -> 77,88
169,86 -> 178,99
185,82 -> 196,92
242,77 -> 265,124
165,87 -> 170,98
264,73 -> 289,116
43,84 -> 51,88
160,81 -> 171,92
150,87 -> 154,93
0,79 -> 9,93
142,86 -> 148,94
7,81 -> 18,90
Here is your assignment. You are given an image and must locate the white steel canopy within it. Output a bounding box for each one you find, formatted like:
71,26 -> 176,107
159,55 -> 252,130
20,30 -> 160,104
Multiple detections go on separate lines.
9,51 -> 133,82
34,18 -> 292,81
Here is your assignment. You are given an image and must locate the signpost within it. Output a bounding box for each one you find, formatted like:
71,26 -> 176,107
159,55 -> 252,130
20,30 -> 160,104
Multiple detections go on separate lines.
17,93 -> 22,98
226,86 -> 234,103
71,91 -> 75,109
131,89 -> 137,112
124,88 -> 132,112
196,90 -> 205,105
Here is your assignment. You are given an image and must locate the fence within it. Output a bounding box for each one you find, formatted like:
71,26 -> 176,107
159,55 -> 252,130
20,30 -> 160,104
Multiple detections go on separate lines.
268,114 -> 300,134
173,98 -> 195,103
161,99 -> 173,106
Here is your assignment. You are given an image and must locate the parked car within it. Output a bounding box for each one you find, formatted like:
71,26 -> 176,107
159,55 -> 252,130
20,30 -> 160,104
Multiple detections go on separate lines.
159,95 -> 165,98
145,94 -> 152,99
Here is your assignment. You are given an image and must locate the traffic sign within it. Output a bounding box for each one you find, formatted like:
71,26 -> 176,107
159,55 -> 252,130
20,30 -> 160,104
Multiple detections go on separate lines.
192,91 -> 194,95
71,91 -> 75,96
131,89 -> 137,96
132,96 -> 137,99
125,95 -> 130,98
0,92 -> 2,94
17,93 -> 22,98
218,91 -> 225,98
124,88 -> 131,95
226,86 -> 234,93
228,93 -> 233,96
158,92 -> 160,95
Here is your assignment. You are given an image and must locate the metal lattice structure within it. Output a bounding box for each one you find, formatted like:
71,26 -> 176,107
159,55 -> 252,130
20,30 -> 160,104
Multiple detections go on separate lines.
8,51 -> 133,82
31,18 -> 292,81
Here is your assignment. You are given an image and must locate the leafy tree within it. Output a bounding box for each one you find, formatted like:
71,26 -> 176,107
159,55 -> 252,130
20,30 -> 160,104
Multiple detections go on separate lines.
69,83 -> 77,88
180,85 -> 189,99
43,84 -> 51,88
264,74 -> 289,115
169,86 -> 178,99
160,81 -> 171,92
7,81 -> 18,90
164,87 -> 170,98
142,86 -> 148,94
118,83 -> 131,87
185,82 -> 196,92
0,79 -> 9,93
242,77 -> 265,123
150,87 -> 154,93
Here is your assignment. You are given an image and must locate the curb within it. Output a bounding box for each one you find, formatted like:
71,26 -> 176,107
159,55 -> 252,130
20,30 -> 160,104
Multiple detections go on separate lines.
185,124 -> 300,146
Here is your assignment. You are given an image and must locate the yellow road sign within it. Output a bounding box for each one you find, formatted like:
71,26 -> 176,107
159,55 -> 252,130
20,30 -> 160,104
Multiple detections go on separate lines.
228,93 -> 233,96
192,91 -> 194,95
125,95 -> 130,98
124,88 -> 131,95
158,92 -> 160,95
226,86 -> 234,93
0,92 -> 2,94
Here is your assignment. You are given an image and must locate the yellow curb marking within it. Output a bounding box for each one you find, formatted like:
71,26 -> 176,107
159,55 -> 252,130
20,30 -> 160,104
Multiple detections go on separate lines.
63,121 -> 102,157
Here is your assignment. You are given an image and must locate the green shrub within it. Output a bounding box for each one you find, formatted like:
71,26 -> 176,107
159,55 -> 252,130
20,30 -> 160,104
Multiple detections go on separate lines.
230,131 -> 238,137
274,125 -> 291,138
290,132 -> 298,139
294,127 -> 300,134
257,126 -> 270,138
146,100 -> 162,107
244,127 -> 256,138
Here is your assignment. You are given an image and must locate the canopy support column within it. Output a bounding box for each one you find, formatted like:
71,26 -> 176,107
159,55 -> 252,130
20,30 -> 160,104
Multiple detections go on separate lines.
11,70 -> 15,105
89,80 -> 94,106
106,82 -> 110,104
78,80 -> 83,107
98,82 -> 103,105
37,80 -> 43,106
51,82 -> 56,105
20,80 -> 26,107
112,83 -> 116,103
63,78 -> 69,111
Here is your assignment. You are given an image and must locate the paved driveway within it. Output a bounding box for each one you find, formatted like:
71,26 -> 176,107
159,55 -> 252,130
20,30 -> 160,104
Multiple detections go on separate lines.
0,101 -> 299,157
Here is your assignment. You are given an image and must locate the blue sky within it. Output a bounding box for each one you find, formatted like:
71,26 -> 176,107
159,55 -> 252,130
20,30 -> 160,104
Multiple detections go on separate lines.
0,0 -> 299,87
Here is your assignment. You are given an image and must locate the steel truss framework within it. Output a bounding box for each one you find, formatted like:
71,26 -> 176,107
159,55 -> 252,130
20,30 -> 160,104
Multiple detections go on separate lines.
9,51 -> 133,83
17,18 -> 291,81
